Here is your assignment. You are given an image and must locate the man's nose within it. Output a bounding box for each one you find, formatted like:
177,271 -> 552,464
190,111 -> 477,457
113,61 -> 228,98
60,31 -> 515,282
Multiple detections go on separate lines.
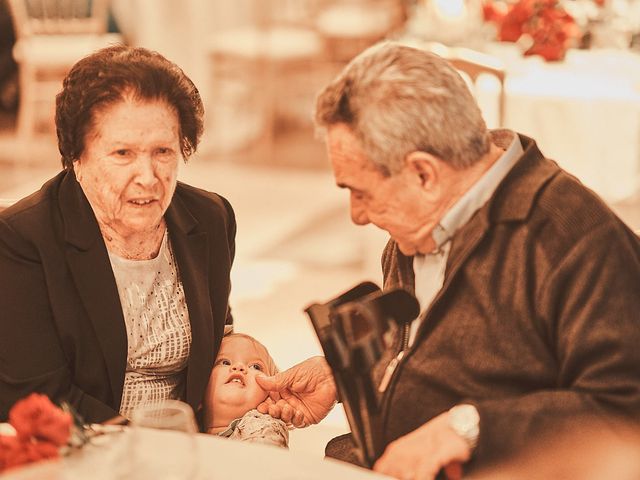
350,198 -> 369,226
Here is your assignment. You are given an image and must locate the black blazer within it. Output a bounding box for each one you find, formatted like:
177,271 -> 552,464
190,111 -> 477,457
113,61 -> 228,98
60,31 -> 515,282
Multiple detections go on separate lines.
0,170 -> 235,422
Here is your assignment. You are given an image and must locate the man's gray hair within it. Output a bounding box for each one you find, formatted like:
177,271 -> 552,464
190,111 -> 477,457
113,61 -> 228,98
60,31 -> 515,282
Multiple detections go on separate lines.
314,42 -> 490,174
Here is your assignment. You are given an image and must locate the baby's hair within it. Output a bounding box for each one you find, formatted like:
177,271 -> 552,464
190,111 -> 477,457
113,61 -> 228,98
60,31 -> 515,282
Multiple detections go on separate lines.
222,332 -> 279,376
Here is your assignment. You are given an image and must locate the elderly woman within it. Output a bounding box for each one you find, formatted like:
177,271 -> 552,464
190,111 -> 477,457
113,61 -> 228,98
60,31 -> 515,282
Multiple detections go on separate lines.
0,45 -> 235,423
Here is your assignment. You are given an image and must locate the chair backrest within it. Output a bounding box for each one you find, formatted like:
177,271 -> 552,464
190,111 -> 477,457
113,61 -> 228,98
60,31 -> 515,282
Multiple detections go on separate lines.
451,59 -> 506,128
7,0 -> 110,38
425,43 -> 506,127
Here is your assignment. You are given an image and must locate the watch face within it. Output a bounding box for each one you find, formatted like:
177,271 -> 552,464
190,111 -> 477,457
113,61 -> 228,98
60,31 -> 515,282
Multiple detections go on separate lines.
449,405 -> 480,448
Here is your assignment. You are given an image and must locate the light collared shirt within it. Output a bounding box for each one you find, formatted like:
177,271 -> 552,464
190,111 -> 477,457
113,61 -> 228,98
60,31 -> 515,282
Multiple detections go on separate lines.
410,130 -> 523,346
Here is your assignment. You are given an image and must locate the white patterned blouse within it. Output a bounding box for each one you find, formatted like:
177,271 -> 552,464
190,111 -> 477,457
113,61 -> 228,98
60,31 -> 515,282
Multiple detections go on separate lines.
108,230 -> 192,419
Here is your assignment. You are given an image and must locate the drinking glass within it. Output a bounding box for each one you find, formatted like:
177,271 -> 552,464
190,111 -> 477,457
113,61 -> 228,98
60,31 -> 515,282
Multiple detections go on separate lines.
131,399 -> 198,433
128,400 -> 199,479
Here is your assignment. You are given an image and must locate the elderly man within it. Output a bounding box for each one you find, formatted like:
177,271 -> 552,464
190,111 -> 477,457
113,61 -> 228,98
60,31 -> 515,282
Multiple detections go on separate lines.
257,43 -> 640,480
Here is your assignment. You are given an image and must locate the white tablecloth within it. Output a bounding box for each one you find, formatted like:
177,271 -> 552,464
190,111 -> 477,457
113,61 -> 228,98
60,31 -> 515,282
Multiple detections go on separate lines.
483,44 -> 640,203
401,37 -> 640,203
2,427 -> 390,480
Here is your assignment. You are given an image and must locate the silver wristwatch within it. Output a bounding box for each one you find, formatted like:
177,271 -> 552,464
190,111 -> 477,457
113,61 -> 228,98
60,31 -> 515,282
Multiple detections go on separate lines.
448,404 -> 480,450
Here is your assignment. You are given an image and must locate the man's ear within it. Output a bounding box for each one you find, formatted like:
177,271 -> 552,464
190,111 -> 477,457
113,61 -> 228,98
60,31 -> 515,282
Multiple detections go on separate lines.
404,151 -> 442,190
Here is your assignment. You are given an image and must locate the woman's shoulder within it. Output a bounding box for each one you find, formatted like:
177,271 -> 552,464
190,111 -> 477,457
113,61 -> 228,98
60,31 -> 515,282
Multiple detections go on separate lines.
174,182 -> 234,218
175,182 -> 230,209
0,172 -> 67,258
0,172 -> 66,232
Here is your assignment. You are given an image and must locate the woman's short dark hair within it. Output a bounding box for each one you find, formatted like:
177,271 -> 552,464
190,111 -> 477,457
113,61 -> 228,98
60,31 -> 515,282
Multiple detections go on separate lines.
55,44 -> 204,169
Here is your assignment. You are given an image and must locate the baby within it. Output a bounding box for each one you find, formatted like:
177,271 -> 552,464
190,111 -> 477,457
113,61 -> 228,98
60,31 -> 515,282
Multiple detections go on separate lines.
204,333 -> 288,448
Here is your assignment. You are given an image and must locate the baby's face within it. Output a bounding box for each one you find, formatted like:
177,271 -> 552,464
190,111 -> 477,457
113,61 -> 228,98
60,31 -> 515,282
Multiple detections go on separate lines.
208,336 -> 271,422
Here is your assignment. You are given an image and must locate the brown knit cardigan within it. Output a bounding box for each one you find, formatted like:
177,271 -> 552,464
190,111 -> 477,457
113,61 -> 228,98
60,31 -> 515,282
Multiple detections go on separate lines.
327,133 -> 640,472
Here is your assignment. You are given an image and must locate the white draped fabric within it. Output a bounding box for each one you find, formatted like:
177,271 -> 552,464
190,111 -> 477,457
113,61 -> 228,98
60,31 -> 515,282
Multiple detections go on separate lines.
2,427 -> 391,479
480,44 -> 640,202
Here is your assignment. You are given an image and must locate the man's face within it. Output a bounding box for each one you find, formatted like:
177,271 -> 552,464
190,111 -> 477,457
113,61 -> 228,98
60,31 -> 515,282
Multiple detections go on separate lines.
327,124 -> 441,255
206,336 -> 271,427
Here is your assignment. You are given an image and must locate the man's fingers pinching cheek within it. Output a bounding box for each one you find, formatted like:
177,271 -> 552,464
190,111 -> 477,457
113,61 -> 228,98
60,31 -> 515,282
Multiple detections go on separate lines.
268,403 -> 282,419
281,404 -> 293,423
269,391 -> 282,402
293,411 -> 305,427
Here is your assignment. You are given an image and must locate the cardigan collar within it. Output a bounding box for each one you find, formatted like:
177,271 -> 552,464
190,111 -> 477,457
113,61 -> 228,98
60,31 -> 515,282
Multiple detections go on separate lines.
390,133 -> 560,289
485,133 -> 559,223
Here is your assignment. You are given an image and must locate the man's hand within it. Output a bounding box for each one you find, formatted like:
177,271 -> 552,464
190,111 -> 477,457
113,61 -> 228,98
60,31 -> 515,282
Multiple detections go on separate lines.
256,356 -> 337,428
373,411 -> 471,480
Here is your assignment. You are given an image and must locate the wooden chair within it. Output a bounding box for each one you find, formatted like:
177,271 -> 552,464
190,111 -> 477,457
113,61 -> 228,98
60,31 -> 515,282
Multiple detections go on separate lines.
449,52 -> 506,128
206,0 -> 324,160
316,0 -> 408,63
6,0 -> 122,139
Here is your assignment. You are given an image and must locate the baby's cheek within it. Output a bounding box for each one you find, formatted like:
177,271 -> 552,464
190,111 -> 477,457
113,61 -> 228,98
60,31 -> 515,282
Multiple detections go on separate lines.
257,386 -> 268,402
254,375 -> 269,401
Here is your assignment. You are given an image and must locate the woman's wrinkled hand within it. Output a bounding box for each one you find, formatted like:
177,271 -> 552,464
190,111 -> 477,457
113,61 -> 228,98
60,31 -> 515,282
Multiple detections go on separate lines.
255,356 -> 337,428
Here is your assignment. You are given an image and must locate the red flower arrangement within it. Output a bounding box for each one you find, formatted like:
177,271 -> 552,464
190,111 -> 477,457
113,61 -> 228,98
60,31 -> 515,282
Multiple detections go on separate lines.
483,0 -> 581,61
0,393 -> 73,472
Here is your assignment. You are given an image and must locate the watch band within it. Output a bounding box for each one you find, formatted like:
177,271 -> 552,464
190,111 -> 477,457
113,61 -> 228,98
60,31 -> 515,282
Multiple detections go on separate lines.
448,404 -> 480,450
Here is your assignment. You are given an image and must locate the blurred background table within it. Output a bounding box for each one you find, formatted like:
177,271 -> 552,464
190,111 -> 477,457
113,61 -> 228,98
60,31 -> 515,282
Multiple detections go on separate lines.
2,427 -> 391,480
402,37 -> 640,203
486,43 -> 640,203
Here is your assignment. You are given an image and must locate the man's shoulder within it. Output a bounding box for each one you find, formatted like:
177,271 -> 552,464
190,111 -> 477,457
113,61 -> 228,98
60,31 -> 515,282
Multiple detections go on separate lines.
534,169 -> 626,240
491,144 -> 626,244
497,163 -> 637,266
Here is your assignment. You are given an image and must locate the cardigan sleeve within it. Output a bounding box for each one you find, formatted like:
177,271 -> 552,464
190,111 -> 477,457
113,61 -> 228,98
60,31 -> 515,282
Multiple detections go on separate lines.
470,221 -> 640,465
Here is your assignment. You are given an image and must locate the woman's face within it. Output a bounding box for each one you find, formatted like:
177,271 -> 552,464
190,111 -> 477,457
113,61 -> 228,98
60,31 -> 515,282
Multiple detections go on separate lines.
73,97 -> 181,237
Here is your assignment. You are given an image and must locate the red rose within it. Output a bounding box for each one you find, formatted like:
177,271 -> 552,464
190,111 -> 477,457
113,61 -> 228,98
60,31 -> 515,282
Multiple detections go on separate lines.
525,40 -> 566,61
0,435 -> 59,471
498,0 -> 535,42
539,0 -> 559,8
496,0 -> 577,61
8,393 -> 72,447
0,436 -> 22,470
482,1 -> 507,24
495,0 -> 578,56
499,16 -> 524,42
509,0 -> 535,23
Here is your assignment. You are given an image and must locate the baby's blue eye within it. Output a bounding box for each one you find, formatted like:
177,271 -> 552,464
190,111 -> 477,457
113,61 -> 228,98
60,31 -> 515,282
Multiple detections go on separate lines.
216,358 -> 231,366
250,363 -> 263,371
